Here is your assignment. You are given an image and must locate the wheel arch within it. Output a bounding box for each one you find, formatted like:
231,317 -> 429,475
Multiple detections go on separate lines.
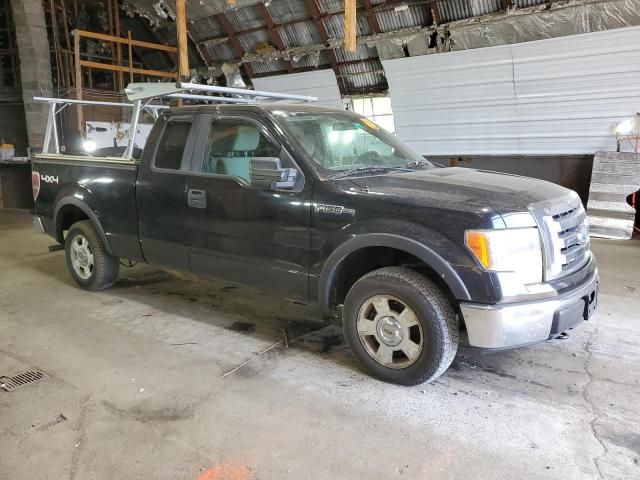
318,233 -> 471,309
54,198 -> 114,256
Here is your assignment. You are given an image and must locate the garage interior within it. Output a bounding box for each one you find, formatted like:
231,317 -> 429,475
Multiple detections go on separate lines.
1,0 -> 640,478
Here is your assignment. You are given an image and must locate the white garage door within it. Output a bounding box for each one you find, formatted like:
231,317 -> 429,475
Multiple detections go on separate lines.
252,69 -> 343,109
383,26 -> 640,155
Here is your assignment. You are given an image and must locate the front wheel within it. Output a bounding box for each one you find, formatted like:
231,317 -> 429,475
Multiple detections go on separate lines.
65,220 -> 119,290
342,267 -> 459,385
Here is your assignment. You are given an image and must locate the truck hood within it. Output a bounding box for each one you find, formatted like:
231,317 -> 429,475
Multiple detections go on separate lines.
349,167 -> 572,214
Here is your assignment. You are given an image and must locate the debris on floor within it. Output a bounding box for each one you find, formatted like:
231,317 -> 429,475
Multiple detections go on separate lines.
222,329 -> 289,378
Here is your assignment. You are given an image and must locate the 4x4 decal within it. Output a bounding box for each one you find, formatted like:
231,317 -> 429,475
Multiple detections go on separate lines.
40,174 -> 59,184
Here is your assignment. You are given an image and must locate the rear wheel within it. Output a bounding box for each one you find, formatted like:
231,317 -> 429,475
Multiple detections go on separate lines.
342,267 -> 458,385
65,220 -> 119,290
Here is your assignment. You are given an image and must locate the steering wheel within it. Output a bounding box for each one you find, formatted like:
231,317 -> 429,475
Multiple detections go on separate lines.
339,150 -> 382,167
359,150 -> 383,164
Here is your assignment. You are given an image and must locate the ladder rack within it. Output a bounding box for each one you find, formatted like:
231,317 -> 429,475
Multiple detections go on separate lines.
34,82 -> 318,159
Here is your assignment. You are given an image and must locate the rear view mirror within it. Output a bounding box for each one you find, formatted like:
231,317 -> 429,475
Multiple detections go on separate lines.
332,121 -> 357,131
249,157 -> 297,190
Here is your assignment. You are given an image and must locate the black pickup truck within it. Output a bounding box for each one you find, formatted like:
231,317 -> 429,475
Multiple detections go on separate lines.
31,103 -> 599,385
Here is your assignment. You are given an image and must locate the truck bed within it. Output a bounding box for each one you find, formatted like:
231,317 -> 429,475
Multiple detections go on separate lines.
32,153 -> 143,261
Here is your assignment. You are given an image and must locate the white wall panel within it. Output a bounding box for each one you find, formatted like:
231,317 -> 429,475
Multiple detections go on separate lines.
85,121 -> 153,149
383,26 -> 640,155
252,69 -> 342,108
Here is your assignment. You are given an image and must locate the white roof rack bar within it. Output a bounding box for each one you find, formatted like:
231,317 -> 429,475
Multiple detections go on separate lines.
35,81 -> 318,160
33,96 -> 168,109
124,81 -> 317,103
176,82 -> 317,103
168,93 -> 259,104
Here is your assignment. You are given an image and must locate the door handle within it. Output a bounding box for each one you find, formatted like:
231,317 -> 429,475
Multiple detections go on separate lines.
187,189 -> 206,208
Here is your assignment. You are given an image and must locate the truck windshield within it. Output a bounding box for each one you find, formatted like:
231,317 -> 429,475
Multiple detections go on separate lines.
273,111 -> 432,177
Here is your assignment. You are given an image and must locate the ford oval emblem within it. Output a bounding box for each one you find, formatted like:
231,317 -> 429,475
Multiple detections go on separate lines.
576,224 -> 589,245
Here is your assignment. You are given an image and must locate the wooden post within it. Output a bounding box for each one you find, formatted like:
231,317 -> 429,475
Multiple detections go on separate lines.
344,0 -> 357,52
60,0 -> 73,87
107,0 -> 113,35
74,29 -> 83,134
49,0 -> 63,87
128,30 -> 134,83
176,0 -> 190,79
114,0 -> 123,91
107,0 -> 116,90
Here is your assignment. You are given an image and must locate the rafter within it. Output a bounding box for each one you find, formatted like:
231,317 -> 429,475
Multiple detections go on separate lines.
430,1 -> 442,25
256,3 -> 294,73
303,0 -> 346,94
180,0 -> 455,92
215,12 -> 255,78
362,0 -> 382,34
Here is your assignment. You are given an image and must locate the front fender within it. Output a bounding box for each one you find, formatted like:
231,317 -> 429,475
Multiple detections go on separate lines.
317,231 -> 471,308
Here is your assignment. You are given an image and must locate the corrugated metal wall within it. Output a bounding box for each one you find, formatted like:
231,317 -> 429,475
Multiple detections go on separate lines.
383,26 -> 640,155
252,69 -> 343,108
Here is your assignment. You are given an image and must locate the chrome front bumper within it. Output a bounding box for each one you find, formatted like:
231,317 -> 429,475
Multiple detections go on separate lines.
460,268 -> 599,349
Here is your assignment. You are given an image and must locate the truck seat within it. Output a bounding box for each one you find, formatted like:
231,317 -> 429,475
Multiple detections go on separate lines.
203,126 -> 261,182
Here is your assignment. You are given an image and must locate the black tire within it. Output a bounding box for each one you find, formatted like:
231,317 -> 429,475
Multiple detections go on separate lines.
342,267 -> 458,386
64,220 -> 119,290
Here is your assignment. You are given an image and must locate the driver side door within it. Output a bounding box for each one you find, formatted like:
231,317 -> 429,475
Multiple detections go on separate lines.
185,115 -> 311,300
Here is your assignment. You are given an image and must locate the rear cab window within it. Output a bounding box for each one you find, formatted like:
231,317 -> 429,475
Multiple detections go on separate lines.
153,116 -> 194,171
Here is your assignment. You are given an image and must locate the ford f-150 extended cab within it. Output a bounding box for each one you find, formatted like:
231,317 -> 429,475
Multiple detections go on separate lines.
31,99 -> 599,385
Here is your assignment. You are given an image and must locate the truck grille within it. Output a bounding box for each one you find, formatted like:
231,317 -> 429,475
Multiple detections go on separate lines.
529,192 -> 590,281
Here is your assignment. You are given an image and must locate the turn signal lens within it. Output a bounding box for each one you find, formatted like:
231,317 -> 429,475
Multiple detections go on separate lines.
465,231 -> 490,268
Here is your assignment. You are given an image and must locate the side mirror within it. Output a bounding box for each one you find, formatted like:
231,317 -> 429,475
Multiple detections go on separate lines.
249,157 -> 297,190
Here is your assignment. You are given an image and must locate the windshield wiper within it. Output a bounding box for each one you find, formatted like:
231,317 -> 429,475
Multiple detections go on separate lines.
328,166 -> 413,180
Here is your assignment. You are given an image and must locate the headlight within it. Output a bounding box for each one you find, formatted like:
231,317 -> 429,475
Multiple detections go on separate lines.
465,228 -> 543,284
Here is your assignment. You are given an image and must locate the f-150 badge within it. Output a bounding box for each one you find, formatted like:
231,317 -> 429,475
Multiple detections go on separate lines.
315,204 -> 355,215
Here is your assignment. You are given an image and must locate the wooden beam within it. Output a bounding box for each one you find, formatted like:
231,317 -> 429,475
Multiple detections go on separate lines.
75,30 -> 178,52
344,0 -> 357,52
78,59 -> 179,79
175,0 -> 190,78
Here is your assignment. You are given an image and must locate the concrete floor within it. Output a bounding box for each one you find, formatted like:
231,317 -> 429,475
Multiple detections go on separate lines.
1,211 -> 639,480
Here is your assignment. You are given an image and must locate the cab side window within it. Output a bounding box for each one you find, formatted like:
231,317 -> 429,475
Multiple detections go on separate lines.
154,117 -> 193,170
201,118 -> 280,182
